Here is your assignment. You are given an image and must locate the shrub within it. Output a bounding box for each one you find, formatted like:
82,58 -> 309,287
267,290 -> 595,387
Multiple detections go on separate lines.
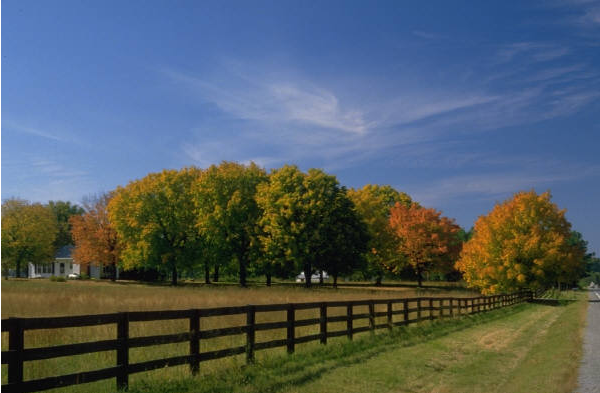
49,276 -> 67,282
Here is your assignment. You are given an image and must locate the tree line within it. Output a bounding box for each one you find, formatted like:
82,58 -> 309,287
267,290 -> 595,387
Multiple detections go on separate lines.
2,162 -> 595,292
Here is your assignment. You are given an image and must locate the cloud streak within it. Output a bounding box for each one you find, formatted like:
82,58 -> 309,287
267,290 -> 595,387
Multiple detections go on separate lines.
408,164 -> 600,207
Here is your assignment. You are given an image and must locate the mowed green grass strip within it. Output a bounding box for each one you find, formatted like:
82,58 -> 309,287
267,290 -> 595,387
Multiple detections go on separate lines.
127,292 -> 587,393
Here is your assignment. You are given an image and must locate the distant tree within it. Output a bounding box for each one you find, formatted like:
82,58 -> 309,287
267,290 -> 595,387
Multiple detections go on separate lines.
389,203 -> 461,287
108,168 -> 203,285
47,200 -> 84,250
348,185 -> 413,285
2,199 -> 58,278
315,188 -> 370,287
70,193 -> 121,280
257,166 -> 349,288
456,190 -> 583,294
193,162 -> 268,287
564,231 -> 593,287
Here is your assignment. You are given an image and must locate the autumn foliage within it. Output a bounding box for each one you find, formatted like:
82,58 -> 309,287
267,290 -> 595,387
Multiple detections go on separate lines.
348,185 -> 413,284
108,168 -> 203,285
389,203 -> 461,287
70,193 -> 121,280
455,190 -> 584,294
1,199 -> 58,278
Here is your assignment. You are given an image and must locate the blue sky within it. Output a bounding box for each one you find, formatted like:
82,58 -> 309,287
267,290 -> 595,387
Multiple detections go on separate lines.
2,1 -> 600,254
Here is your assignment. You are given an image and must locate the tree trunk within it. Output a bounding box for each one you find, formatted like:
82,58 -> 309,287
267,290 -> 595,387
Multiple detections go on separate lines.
16,259 -> 22,278
213,265 -> 219,282
239,258 -> 247,287
304,263 -> 312,288
204,263 -> 211,284
333,274 -> 338,288
111,262 -> 117,281
375,272 -> 382,286
171,265 -> 178,286
87,264 -> 91,276
319,270 -> 324,285
266,273 -> 272,286
417,265 -> 423,288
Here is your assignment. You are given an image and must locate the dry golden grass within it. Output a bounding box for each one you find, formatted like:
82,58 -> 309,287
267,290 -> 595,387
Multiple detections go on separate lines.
1,279 -> 476,393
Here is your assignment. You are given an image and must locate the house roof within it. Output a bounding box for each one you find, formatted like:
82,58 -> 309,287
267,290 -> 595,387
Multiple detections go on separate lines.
55,245 -> 74,259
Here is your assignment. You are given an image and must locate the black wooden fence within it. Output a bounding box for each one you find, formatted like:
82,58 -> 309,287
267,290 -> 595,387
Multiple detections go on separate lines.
1,291 -> 532,392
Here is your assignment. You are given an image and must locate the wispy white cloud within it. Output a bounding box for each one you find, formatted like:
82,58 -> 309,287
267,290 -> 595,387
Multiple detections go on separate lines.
3,121 -> 67,142
411,30 -> 446,40
581,5 -> 600,24
526,64 -> 585,82
165,46 -> 598,173
408,164 -> 600,207
164,69 -> 368,135
494,42 -> 570,64
2,157 -> 94,204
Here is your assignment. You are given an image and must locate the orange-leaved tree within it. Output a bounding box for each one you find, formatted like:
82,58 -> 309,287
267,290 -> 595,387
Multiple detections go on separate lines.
347,185 -> 413,285
389,203 -> 461,287
455,190 -> 583,294
70,193 -> 121,280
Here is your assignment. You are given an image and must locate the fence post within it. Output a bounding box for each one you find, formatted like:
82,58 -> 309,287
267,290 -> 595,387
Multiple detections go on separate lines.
117,312 -> 129,391
429,299 -> 434,320
320,303 -> 327,344
369,300 -> 375,333
246,305 -> 255,363
387,301 -> 393,331
287,304 -> 295,354
189,309 -> 200,374
8,317 -> 24,389
403,300 -> 409,324
450,298 -> 454,317
417,299 -> 422,321
347,303 -> 353,340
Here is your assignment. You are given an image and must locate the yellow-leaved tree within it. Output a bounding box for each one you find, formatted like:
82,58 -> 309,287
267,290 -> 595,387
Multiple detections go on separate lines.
455,190 -> 584,294
2,199 -> 58,278
108,167 -> 203,285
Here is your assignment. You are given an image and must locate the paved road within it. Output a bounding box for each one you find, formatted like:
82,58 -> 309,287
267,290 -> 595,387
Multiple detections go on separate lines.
576,290 -> 600,393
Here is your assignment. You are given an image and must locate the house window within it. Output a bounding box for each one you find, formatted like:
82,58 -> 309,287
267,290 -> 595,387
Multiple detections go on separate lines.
60,263 -> 65,274
70,263 -> 73,270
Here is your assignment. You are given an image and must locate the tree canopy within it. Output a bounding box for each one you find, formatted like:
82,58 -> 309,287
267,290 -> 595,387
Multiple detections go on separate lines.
348,184 -> 413,284
2,199 -> 58,277
257,165 -> 358,287
108,167 -> 203,285
70,193 -> 121,280
193,162 -> 267,286
389,203 -> 461,287
455,190 -> 584,294
315,187 -> 370,287
46,200 -> 84,250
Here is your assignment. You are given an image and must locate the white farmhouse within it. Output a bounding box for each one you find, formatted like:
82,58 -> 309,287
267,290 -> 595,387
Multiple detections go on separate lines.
28,245 -> 102,279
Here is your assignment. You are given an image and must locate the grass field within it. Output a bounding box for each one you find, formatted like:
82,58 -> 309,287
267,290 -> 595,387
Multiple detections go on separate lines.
1,279 -> 475,392
127,291 -> 588,393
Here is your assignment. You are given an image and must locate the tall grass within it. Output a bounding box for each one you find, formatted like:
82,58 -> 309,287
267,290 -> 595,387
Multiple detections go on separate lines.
1,279 -> 477,392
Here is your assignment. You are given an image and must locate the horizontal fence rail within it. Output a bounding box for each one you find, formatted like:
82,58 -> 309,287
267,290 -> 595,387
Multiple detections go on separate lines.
1,291 -> 532,392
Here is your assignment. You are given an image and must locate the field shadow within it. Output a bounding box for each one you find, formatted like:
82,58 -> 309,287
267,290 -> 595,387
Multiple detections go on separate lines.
529,298 -> 577,307
196,304 -> 529,393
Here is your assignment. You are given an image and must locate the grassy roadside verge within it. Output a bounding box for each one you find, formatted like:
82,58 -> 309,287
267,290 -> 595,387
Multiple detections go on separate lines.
125,292 -> 588,393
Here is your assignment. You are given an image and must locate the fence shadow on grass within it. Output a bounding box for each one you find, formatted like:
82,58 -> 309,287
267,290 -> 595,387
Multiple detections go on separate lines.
528,298 -> 577,307
129,303 -> 531,393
